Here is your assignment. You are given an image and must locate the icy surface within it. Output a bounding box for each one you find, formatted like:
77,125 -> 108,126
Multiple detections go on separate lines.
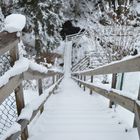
5,14 -> 26,33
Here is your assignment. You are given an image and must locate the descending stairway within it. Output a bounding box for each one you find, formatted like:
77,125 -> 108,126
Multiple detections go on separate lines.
28,77 -> 138,140
28,41 -> 138,140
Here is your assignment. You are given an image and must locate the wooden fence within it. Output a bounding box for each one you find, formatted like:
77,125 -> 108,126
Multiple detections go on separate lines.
72,54 -> 140,138
0,32 -> 63,140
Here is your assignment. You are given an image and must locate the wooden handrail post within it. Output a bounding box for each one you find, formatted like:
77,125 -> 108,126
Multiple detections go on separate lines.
10,39 -> 28,140
38,79 -> 44,113
52,75 -> 55,94
133,85 -> 140,128
77,75 -> 80,85
109,73 -> 117,108
134,101 -> 140,138
84,76 -> 86,91
80,75 -> 82,87
90,75 -> 93,95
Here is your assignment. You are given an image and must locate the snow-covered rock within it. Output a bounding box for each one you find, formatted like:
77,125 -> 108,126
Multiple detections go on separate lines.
4,14 -> 26,33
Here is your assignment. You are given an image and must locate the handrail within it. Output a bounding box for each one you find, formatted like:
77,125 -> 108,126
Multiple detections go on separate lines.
0,69 -> 63,104
72,54 -> 140,75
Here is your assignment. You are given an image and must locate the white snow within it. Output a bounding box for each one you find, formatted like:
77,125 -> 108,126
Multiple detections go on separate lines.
5,14 -> 26,33
0,57 -> 48,88
1,122 -> 21,140
18,77 -> 63,121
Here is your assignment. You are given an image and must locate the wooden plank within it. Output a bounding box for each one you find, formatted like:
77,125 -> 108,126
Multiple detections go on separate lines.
0,32 -> 18,56
0,39 -> 18,56
72,55 -> 140,76
109,74 -> 117,108
72,77 -> 135,113
0,75 -> 22,104
134,102 -> 140,138
90,75 -> 93,95
38,79 -> 44,113
15,84 -> 25,116
134,85 -> 140,128
83,76 -> 86,91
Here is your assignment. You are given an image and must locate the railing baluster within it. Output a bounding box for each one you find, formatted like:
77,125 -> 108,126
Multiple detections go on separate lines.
133,85 -> 140,128
109,73 -> 117,108
84,76 -> 86,91
90,75 -> 93,95
80,75 -> 82,87
38,79 -> 44,113
10,40 -> 28,140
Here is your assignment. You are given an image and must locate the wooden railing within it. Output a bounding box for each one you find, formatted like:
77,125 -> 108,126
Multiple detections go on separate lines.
71,54 -> 140,138
0,32 -> 63,140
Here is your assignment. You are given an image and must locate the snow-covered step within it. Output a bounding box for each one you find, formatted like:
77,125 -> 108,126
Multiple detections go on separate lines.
28,78 -> 139,140
29,129 -> 139,140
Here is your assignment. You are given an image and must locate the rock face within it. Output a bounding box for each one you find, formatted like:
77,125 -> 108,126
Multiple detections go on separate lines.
60,20 -> 84,40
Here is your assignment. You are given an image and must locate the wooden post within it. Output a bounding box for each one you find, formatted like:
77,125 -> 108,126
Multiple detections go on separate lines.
134,98 -> 140,138
80,75 -> 82,87
38,79 -> 43,113
52,75 -> 55,94
90,75 -> 93,95
10,41 -> 28,140
109,73 -> 117,108
133,85 -> 140,128
77,75 -> 80,85
83,76 -> 86,91
56,74 -> 59,89
120,73 -> 124,90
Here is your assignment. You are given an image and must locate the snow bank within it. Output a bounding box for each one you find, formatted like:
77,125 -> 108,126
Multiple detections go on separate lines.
5,14 -> 26,33
0,57 -> 48,88
1,122 -> 21,140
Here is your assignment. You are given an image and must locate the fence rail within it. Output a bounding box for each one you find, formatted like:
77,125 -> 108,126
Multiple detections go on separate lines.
72,54 -> 140,138
0,32 -> 64,140
72,54 -> 140,75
